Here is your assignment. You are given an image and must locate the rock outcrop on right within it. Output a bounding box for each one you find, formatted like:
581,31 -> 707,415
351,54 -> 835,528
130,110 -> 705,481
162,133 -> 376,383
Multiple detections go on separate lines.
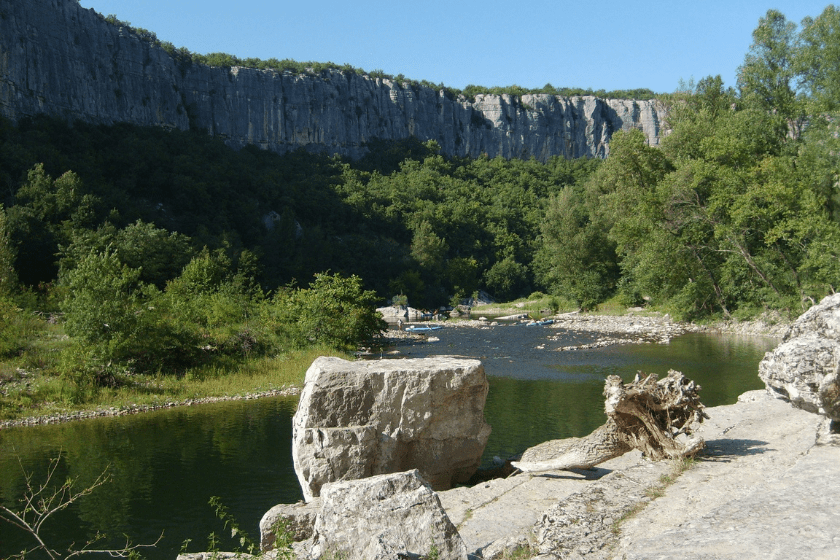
759,293 -> 840,421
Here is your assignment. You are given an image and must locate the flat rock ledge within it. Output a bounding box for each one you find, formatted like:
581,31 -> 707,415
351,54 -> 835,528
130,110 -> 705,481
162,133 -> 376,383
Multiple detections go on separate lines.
443,389 -> 839,559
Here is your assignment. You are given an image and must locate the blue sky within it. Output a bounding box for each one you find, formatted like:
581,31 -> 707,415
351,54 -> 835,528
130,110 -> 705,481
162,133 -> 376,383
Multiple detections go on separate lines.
79,0 -> 833,94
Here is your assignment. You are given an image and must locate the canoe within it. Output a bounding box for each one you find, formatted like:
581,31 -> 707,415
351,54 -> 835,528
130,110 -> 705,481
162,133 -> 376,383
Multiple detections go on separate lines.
405,325 -> 443,333
526,319 -> 554,327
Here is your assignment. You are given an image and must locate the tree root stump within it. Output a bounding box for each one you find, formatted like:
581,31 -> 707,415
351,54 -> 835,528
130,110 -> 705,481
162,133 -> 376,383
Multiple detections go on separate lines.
512,370 -> 708,473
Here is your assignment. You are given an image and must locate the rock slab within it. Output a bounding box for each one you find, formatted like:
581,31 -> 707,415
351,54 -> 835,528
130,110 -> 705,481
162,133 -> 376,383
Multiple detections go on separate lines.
759,293 -> 840,420
308,470 -> 468,560
292,356 -> 491,501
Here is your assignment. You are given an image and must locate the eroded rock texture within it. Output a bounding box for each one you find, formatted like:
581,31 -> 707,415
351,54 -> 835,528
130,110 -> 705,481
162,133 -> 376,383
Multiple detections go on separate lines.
292,356 -> 491,501
307,470 -> 468,560
1,0 -> 665,161
759,293 -> 840,421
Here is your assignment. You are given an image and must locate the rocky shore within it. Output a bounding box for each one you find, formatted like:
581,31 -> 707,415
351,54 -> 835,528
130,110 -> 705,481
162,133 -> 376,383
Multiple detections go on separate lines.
0,387 -> 300,430
441,389 -> 839,559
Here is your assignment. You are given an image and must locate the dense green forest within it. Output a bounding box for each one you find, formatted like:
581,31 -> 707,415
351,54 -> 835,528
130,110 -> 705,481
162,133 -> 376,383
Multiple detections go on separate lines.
2,6 -> 840,396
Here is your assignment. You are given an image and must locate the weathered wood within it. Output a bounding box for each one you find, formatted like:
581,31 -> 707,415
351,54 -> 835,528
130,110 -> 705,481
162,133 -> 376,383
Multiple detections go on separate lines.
512,370 -> 707,473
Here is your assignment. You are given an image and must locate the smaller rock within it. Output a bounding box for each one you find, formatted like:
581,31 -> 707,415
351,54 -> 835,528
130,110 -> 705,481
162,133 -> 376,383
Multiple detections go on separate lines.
308,470 -> 468,560
259,499 -> 321,551
759,293 -> 840,420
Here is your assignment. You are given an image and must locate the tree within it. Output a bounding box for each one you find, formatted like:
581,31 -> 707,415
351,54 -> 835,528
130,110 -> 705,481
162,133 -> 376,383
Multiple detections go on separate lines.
534,187 -> 618,310
410,220 -> 448,272
737,9 -> 802,122
483,256 -> 530,302
60,248 -> 146,354
271,273 -> 386,350
798,5 -> 840,111
0,204 -> 17,297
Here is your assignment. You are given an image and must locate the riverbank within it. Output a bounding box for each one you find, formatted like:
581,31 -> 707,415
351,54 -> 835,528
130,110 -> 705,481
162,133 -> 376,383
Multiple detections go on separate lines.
1,310 -> 788,430
440,389 -> 839,559
0,346 -> 340,429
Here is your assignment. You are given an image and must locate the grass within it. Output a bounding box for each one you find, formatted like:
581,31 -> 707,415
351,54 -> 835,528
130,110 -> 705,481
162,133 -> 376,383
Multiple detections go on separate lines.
472,292 -> 577,317
1,337 -> 349,422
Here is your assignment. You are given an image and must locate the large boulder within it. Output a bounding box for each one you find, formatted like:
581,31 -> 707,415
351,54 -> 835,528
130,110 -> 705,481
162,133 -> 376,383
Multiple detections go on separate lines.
758,293 -> 840,421
308,470 -> 468,560
292,356 -> 491,501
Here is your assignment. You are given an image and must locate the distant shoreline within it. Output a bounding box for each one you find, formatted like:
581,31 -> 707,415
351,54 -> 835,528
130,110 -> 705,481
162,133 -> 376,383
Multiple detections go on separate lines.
2,311 -> 787,431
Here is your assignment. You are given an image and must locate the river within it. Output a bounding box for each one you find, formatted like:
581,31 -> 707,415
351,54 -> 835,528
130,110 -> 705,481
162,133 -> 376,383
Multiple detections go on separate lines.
0,326 -> 778,560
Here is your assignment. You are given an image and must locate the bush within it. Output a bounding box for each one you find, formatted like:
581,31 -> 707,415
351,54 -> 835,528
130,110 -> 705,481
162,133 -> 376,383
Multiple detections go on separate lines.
269,273 -> 386,350
60,248 -> 147,358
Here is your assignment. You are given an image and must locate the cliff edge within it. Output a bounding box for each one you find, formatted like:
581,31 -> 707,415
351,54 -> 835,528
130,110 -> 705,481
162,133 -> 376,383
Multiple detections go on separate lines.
0,0 -> 665,161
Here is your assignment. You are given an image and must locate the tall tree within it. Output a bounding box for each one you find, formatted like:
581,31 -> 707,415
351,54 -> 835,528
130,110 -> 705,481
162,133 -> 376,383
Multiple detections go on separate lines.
737,10 -> 801,115
798,5 -> 840,111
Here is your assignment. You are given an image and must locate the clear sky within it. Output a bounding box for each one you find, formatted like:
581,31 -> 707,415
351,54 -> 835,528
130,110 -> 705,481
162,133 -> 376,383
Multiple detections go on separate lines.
78,0 -> 833,94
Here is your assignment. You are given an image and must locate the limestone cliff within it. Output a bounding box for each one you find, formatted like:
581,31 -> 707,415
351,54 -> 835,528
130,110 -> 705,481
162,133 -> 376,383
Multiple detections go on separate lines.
0,0 -> 665,161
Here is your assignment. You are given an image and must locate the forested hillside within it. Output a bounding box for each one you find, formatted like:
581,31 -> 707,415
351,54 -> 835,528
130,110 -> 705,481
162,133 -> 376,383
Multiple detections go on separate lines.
1,7 -> 839,402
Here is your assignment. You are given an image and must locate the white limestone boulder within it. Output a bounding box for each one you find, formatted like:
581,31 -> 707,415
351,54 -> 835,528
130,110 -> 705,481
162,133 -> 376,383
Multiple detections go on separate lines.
759,293 -> 840,420
292,356 -> 491,501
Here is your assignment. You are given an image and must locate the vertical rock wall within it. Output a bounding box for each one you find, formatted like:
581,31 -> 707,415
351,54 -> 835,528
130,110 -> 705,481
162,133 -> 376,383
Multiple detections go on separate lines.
1,0 -> 665,161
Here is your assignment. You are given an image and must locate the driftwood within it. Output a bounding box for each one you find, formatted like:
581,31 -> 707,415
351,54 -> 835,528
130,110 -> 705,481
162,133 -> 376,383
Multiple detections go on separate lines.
512,370 -> 708,473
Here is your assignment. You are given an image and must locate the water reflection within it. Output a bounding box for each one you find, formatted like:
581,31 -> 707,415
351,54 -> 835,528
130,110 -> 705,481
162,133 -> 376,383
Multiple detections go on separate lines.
0,397 -> 301,560
400,328 -> 778,464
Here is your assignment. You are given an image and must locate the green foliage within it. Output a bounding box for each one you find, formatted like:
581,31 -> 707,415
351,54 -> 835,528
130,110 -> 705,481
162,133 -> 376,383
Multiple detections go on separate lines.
0,204 -> 17,297
0,298 -> 25,358
60,248 -> 146,355
737,9 -> 802,119
534,186 -> 618,310
484,256 -> 531,303
269,273 -> 387,351
208,496 -> 259,555
798,6 -> 840,111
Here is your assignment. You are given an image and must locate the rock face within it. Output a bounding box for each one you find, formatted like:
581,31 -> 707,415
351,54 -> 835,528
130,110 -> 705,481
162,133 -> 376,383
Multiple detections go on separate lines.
307,470 -> 468,560
292,356 -> 491,501
1,0 -> 665,162
259,500 -> 321,551
759,293 -> 840,421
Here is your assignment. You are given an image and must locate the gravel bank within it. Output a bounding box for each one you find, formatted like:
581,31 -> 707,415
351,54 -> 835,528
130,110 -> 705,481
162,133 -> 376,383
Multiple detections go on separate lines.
0,387 -> 301,430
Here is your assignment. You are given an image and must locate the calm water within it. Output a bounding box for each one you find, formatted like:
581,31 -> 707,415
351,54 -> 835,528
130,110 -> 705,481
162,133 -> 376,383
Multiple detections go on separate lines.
0,328 -> 778,560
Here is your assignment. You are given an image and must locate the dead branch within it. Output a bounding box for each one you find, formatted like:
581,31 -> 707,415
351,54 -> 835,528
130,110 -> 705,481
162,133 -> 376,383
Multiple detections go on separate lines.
512,370 -> 708,473
0,452 -> 162,560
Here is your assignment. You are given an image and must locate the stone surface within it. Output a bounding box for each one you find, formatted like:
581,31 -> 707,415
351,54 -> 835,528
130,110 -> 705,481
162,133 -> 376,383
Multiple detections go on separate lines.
759,293 -> 840,420
443,390 -> 838,560
438,451 -> 646,556
292,356 -> 491,501
612,390 -> 838,560
259,499 -> 321,551
307,470 -> 468,560
1,0 -> 665,162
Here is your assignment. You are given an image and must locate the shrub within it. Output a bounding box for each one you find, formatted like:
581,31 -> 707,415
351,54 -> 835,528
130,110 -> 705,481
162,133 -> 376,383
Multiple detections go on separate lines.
269,273 -> 386,350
